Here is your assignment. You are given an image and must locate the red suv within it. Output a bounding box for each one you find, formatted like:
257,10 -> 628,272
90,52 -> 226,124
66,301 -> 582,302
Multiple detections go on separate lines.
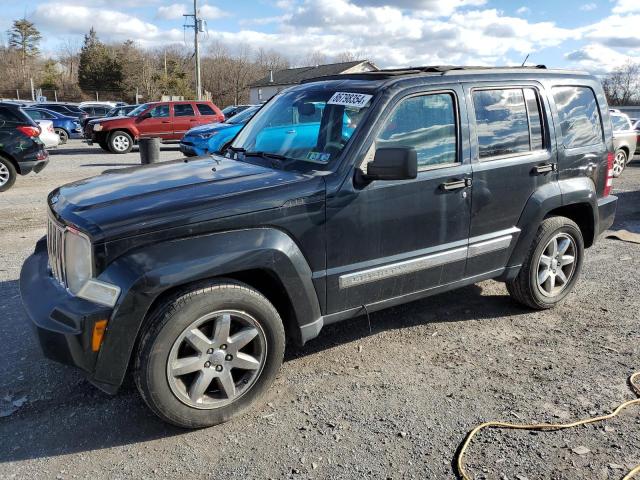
90,101 -> 224,154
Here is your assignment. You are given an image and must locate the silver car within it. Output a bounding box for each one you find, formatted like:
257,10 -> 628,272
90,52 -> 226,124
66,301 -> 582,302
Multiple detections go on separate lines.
611,111 -> 637,177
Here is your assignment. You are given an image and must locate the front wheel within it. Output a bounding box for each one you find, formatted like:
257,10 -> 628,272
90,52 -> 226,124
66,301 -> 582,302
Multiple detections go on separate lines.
612,148 -> 627,178
507,216 -> 584,309
134,280 -> 285,428
54,128 -> 69,144
108,130 -> 133,154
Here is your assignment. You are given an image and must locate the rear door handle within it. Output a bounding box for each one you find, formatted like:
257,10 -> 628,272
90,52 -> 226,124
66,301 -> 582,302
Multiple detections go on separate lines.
533,163 -> 556,174
440,179 -> 470,191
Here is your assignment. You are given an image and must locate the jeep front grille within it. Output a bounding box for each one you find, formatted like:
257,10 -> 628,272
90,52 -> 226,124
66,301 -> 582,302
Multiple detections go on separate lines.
47,216 -> 66,287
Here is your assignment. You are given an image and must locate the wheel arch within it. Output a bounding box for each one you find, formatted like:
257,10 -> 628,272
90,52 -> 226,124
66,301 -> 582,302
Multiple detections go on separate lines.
0,151 -> 19,173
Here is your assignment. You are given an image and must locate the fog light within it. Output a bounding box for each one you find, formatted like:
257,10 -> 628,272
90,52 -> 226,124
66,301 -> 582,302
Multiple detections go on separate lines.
77,279 -> 121,307
92,319 -> 108,352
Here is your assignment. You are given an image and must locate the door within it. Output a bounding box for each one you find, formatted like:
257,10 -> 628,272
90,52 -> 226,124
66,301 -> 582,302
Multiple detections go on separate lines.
325,87 -> 472,314
136,103 -> 172,139
172,103 -> 199,139
464,83 -> 558,277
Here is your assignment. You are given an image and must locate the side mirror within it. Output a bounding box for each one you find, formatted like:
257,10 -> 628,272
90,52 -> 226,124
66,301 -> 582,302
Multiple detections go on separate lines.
139,112 -> 151,121
361,147 -> 418,181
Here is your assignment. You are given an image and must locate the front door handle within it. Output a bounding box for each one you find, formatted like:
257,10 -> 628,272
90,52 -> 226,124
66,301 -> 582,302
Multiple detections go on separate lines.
440,179 -> 470,191
533,163 -> 556,174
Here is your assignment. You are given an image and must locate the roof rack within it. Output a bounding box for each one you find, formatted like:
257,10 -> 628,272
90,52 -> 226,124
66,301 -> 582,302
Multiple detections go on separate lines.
301,65 -> 548,83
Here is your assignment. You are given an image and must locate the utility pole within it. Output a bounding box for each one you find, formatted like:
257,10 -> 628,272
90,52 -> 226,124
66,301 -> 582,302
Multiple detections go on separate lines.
184,0 -> 203,100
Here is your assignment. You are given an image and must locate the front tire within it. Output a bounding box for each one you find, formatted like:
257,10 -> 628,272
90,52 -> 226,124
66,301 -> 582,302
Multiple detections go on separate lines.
54,128 -> 69,144
134,280 -> 285,428
507,216 -> 584,309
0,156 -> 17,192
612,148 -> 627,178
108,130 -> 133,154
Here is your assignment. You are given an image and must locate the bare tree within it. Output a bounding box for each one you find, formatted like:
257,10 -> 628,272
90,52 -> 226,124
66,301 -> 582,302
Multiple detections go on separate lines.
602,61 -> 640,106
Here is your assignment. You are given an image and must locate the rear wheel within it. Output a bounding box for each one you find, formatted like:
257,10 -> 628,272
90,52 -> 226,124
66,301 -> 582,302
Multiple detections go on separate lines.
612,148 -> 627,177
507,216 -> 584,309
108,130 -> 133,154
134,280 -> 285,428
54,128 -> 69,144
0,156 -> 17,192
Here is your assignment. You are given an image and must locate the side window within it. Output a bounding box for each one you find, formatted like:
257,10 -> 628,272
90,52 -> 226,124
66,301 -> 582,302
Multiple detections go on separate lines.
26,110 -> 42,119
376,93 -> 458,168
149,105 -> 170,118
196,104 -> 215,116
473,88 -> 541,159
552,86 -> 603,148
611,115 -> 629,132
174,104 -> 195,117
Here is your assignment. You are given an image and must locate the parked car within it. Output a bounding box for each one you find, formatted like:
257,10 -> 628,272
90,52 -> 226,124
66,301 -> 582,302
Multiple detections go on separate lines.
80,104 -> 113,120
0,103 -> 48,191
38,103 -> 89,124
610,111 -> 637,177
221,104 -> 254,119
83,104 -> 139,138
23,107 -> 83,144
20,66 -> 617,428
79,101 -> 121,110
180,105 -> 260,156
89,101 -> 224,153
33,119 -> 59,149
631,119 -> 640,154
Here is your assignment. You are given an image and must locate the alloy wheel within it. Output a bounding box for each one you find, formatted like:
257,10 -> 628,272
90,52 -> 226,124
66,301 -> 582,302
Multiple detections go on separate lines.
167,310 -> 267,409
613,150 -> 626,177
112,135 -> 130,152
0,163 -> 10,187
536,233 -> 577,297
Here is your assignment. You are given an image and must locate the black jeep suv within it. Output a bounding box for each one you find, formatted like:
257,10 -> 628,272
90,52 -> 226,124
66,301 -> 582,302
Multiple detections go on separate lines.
0,103 -> 49,191
20,66 -> 617,427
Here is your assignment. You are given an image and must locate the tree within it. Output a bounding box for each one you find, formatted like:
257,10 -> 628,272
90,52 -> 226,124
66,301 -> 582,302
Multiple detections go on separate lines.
7,18 -> 41,82
78,28 -> 122,93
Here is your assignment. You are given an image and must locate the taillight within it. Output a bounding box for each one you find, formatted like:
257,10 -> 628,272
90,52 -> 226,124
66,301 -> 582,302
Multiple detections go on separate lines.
17,125 -> 41,138
604,152 -> 614,196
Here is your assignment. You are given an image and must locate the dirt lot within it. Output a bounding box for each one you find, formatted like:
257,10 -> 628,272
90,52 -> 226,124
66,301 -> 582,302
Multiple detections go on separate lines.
1,141 -> 639,479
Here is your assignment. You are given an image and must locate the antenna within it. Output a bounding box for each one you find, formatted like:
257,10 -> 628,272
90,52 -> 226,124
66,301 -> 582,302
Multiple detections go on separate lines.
521,54 -> 530,67
183,0 -> 203,100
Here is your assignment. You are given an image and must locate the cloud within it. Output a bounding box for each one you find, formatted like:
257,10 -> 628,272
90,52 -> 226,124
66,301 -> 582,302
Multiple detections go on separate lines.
516,6 -> 530,15
156,3 -> 188,20
200,4 -> 228,20
579,3 -> 597,11
565,43 -> 640,73
612,0 -> 640,14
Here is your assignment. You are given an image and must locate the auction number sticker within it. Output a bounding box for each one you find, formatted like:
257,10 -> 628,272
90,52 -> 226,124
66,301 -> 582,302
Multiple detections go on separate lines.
327,92 -> 373,109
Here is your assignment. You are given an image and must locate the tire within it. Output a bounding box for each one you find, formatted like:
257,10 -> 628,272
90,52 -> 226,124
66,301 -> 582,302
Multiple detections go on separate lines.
612,148 -> 627,178
108,130 -> 133,154
507,216 -> 584,310
0,156 -> 17,192
98,140 -> 110,152
54,128 -> 69,144
134,279 -> 285,428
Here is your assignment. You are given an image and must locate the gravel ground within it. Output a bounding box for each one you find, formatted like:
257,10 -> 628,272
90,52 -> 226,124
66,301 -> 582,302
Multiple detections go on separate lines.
0,141 -> 639,480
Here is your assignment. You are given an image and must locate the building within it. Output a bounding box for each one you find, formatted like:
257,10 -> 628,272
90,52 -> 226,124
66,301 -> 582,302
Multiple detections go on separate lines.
249,60 -> 378,104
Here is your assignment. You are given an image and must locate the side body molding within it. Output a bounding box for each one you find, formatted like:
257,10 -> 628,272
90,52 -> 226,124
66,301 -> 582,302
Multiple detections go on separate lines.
92,228 -> 321,390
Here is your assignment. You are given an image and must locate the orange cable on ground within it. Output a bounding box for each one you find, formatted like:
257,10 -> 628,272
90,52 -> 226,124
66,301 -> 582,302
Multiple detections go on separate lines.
456,372 -> 640,480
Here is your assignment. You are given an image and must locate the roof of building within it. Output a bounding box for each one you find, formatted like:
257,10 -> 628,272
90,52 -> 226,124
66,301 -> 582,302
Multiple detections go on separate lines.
250,60 -> 375,88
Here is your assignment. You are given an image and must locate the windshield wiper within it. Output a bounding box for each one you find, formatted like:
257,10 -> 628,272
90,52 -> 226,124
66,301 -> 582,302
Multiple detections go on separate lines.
244,151 -> 290,168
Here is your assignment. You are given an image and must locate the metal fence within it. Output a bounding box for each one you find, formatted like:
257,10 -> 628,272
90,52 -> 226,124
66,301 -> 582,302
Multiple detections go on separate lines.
0,89 -> 129,103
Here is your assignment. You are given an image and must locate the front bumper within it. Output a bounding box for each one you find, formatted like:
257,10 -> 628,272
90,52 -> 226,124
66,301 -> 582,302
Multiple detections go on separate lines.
20,238 -> 112,375
597,195 -> 617,236
179,140 -> 206,156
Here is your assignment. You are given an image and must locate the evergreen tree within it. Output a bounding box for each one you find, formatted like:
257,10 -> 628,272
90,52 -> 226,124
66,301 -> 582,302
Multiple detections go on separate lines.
78,28 -> 123,93
8,18 -> 41,81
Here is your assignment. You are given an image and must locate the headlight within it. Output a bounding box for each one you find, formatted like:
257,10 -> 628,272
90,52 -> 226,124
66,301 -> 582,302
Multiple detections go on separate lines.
93,123 -> 103,131
64,227 -> 93,295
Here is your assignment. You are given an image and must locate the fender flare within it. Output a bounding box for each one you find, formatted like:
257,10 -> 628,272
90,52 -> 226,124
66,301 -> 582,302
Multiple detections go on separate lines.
504,178 -> 597,272
92,228 -> 321,389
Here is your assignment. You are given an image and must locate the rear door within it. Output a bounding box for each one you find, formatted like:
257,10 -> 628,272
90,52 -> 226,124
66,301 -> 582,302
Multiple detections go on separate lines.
464,82 -> 558,277
136,103 -> 172,139
172,103 -> 199,139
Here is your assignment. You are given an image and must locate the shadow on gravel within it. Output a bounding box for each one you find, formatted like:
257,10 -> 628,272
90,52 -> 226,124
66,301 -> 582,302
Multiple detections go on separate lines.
48,147 -> 113,156
611,188 -> 640,233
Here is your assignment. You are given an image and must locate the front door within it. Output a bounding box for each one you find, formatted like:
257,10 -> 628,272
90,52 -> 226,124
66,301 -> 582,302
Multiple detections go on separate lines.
463,82 -> 559,277
325,87 -> 472,314
136,103 -> 172,140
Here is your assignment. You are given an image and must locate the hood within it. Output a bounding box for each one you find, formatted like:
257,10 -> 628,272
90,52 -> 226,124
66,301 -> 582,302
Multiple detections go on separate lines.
91,115 -> 128,125
49,156 -> 320,241
185,122 -> 236,136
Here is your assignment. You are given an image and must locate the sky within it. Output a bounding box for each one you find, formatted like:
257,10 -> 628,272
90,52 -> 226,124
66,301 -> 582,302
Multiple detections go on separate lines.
3,0 -> 640,74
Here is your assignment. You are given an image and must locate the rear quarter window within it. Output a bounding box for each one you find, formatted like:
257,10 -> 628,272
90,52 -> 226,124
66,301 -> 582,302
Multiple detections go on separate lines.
197,104 -> 216,116
552,86 -> 603,148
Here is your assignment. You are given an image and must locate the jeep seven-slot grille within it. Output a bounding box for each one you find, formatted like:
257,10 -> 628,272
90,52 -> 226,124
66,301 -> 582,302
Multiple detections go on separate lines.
47,216 -> 66,286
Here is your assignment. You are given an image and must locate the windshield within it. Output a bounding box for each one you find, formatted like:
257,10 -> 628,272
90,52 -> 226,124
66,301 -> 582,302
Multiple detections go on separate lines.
227,106 -> 259,125
230,88 -> 373,167
127,104 -> 148,117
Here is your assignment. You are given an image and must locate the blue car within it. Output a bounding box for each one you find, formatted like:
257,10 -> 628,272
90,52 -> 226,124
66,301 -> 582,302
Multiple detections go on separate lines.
180,106 -> 260,157
23,107 -> 83,144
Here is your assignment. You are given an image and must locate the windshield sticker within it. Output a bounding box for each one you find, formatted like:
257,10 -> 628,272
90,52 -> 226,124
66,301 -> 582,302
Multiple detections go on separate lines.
306,151 -> 331,163
327,92 -> 373,109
